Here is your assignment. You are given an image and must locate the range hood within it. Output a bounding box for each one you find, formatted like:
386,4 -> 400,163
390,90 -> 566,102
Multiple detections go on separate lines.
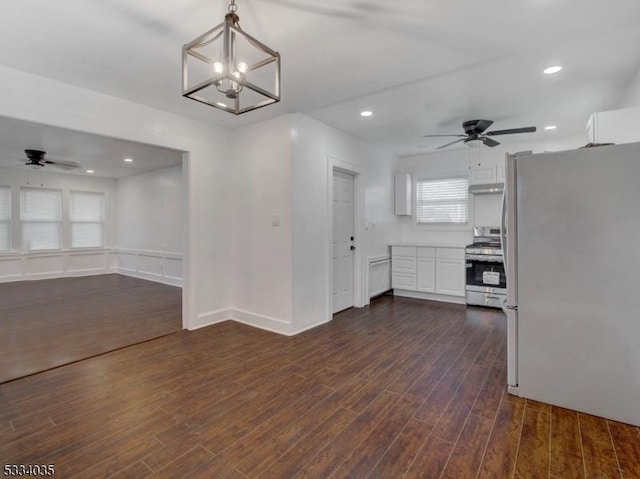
469,183 -> 504,195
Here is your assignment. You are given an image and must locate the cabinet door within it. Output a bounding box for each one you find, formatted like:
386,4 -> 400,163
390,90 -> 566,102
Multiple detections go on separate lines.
392,272 -> 417,290
435,258 -> 465,296
469,166 -> 495,185
496,165 -> 505,183
392,255 -> 417,273
417,257 -> 435,292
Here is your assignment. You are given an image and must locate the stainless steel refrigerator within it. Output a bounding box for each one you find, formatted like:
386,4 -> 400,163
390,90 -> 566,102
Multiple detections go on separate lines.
501,142 -> 640,427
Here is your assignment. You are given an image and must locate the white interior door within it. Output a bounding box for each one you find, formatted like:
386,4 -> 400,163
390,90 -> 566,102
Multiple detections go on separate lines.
332,170 -> 355,313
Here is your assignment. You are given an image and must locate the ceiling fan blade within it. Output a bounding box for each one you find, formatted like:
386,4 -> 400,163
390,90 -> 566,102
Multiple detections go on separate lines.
481,137 -> 500,147
436,138 -> 466,150
45,160 -> 81,170
423,134 -> 466,138
486,126 -> 537,136
474,120 -> 494,133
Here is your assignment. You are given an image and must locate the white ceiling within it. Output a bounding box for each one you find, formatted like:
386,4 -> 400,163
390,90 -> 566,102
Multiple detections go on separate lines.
0,116 -> 183,178
1,0 -> 639,158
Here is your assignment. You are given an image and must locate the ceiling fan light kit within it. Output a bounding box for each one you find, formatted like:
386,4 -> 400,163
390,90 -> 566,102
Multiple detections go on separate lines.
23,150 -> 81,171
182,0 -> 281,115
424,119 -> 537,150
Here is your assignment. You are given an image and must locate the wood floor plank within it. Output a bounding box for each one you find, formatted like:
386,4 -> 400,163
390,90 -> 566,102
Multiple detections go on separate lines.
258,407 -> 358,479
109,460 -> 154,479
514,404 -> 551,479
430,365 -> 490,443
404,435 -> 455,479
607,420 -> 640,478
293,390 -> 401,479
550,406 -> 586,479
0,274 -> 182,383
579,413 -> 623,479
148,445 -> 215,479
477,395 -> 525,479
367,418 -> 433,478
441,413 -> 494,479
1,296 -> 636,479
328,393 -> 424,478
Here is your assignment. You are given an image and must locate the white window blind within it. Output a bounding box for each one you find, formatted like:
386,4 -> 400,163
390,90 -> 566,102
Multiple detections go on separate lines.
21,188 -> 63,250
0,186 -> 10,251
70,191 -> 104,248
416,177 -> 469,224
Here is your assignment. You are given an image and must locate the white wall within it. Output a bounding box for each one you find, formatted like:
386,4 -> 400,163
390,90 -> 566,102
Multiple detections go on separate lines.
290,113 -> 399,333
116,165 -> 183,253
622,66 -> 640,107
114,165 -> 184,286
0,166 -> 117,251
0,166 -> 117,282
396,134 -> 586,246
227,113 -> 399,335
0,65 -> 232,329
230,116 -> 294,331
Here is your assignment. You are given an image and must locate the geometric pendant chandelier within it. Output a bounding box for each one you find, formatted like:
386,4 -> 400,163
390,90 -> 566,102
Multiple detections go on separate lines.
182,0 -> 281,115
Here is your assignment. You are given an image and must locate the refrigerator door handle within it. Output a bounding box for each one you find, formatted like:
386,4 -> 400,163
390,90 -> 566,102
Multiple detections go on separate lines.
501,184 -> 507,270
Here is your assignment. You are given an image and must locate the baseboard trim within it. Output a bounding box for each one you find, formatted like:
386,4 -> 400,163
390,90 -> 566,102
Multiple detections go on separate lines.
231,309 -> 292,336
393,289 -> 466,305
116,269 -> 182,287
289,318 -> 332,336
189,308 -> 233,331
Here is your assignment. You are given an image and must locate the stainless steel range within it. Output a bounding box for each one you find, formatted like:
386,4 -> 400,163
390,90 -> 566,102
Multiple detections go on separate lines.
465,226 -> 506,309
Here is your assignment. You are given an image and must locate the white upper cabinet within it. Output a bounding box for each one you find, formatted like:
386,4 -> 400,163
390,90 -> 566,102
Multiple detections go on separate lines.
587,106 -> 640,145
469,163 -> 505,186
394,174 -> 412,216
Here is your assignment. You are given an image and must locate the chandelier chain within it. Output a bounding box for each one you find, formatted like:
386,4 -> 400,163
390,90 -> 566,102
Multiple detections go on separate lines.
228,0 -> 237,13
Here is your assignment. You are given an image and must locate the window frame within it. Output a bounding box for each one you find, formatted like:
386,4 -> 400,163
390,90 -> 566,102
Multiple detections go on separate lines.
415,176 -> 470,227
69,190 -> 106,249
0,185 -> 11,252
20,187 -> 63,252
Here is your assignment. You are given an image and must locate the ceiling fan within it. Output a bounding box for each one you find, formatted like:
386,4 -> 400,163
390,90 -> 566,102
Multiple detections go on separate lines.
424,120 -> 537,150
22,150 -> 81,170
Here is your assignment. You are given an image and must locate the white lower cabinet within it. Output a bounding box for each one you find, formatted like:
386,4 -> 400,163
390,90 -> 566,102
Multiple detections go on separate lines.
435,258 -> 465,295
416,247 -> 435,293
391,245 -> 465,301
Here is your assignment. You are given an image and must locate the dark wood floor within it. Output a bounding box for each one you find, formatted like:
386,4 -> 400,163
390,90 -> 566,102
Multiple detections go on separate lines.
0,274 -> 182,383
0,296 -> 638,478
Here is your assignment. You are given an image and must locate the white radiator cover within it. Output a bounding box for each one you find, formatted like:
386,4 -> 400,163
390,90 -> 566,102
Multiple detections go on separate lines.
368,257 -> 391,298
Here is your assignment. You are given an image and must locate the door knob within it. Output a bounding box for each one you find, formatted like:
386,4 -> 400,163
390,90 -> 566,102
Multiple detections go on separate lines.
350,245 -> 356,251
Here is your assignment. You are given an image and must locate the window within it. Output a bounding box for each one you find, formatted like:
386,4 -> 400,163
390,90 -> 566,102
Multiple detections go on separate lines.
21,188 -> 63,250
0,186 -> 10,252
416,177 -> 469,224
70,191 -> 104,248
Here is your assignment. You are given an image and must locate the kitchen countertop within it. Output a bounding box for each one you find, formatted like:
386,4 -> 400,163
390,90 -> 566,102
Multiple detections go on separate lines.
389,242 -> 466,248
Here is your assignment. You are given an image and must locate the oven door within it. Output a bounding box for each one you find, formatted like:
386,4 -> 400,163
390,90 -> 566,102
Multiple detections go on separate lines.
465,255 -> 506,289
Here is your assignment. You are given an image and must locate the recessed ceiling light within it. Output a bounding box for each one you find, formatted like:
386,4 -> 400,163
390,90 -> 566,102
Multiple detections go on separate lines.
544,125 -> 557,130
124,158 -> 133,163
543,65 -> 562,75
216,102 -> 228,108
86,169 -> 95,174
360,110 -> 373,117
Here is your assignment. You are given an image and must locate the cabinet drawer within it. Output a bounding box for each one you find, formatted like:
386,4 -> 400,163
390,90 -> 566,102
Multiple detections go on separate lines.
391,246 -> 417,257
392,272 -> 417,290
436,248 -> 465,260
417,247 -> 435,258
392,255 -> 417,273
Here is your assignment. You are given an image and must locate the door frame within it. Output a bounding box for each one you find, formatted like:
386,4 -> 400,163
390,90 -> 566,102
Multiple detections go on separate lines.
326,155 -> 365,321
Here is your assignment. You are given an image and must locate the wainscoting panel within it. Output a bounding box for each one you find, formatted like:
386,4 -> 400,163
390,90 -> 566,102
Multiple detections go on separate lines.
0,257 -> 22,280
114,249 -> 183,287
0,249 -> 113,283
67,251 -> 109,273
